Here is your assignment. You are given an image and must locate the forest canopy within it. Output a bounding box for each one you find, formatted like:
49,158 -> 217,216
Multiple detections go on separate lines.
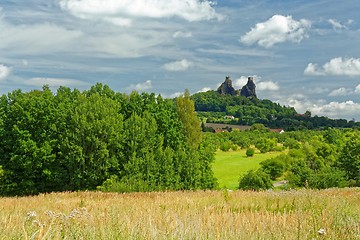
0,84 -> 217,196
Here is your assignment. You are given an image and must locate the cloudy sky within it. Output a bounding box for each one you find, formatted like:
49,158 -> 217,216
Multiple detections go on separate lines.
0,0 -> 360,120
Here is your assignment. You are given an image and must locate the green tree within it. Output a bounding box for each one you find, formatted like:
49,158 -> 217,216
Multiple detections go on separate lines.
246,148 -> 255,157
260,158 -> 284,180
58,92 -> 124,190
176,90 -> 202,149
337,134 -> 360,184
239,169 -> 272,191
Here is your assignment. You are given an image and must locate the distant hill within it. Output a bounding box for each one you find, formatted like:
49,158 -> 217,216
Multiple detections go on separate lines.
191,77 -> 360,130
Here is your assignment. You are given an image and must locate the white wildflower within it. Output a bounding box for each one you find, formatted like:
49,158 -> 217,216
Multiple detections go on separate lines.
318,228 -> 326,235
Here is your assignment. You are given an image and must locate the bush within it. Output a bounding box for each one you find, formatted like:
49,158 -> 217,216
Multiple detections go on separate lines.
246,148 -> 255,157
220,141 -> 232,152
260,158 -> 285,180
308,167 -> 348,189
239,169 -> 272,191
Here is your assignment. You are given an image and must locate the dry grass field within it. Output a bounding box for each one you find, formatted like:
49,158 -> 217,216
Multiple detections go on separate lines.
0,188 -> 359,239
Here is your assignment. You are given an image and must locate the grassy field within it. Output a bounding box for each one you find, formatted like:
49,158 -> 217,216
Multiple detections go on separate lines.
213,149 -> 283,189
0,189 -> 359,239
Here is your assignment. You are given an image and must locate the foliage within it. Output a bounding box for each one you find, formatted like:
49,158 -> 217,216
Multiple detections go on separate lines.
191,90 -> 360,130
246,148 -> 255,157
260,158 -> 285,180
238,169 -> 273,191
337,133 -> 360,185
0,85 -> 217,196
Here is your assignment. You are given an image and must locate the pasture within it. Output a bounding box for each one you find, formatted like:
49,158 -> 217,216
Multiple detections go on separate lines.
0,189 -> 359,239
213,149 -> 283,189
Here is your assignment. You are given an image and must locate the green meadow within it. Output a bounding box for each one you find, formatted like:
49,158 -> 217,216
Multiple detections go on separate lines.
213,149 -> 283,189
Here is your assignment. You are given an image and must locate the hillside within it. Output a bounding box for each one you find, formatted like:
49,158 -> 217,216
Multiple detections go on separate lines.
191,77 -> 360,130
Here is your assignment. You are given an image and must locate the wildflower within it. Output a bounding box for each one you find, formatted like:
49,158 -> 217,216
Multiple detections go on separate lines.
318,228 -> 326,235
26,211 -> 37,220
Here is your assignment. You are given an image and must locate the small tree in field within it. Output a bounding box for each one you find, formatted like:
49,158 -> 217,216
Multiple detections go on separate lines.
239,169 -> 272,191
246,148 -> 255,157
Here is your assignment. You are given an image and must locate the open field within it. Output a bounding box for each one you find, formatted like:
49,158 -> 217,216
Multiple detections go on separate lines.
213,150 -> 283,189
0,189 -> 359,239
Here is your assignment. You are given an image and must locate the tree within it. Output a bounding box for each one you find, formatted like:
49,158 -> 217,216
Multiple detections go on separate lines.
239,169 -> 272,191
176,90 -> 202,149
337,134 -> 360,184
260,158 -> 284,180
246,148 -> 255,157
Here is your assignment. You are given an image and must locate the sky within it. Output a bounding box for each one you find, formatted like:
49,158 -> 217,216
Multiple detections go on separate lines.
0,0 -> 360,120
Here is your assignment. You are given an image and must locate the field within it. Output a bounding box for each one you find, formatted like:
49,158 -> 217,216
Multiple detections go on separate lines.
0,189 -> 359,239
213,149 -> 283,189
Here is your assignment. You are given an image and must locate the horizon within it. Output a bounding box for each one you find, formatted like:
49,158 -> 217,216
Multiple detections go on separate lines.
0,0 -> 359,120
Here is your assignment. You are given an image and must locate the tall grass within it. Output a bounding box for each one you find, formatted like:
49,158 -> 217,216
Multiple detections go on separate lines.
0,188 -> 359,239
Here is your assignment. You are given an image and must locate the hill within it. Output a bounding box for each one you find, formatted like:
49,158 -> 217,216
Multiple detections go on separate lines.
191,76 -> 360,130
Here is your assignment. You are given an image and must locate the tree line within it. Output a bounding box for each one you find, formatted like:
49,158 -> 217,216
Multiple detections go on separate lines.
0,84 -> 217,196
191,90 -> 360,129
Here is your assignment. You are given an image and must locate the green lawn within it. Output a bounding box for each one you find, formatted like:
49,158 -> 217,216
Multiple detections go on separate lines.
212,149 -> 283,189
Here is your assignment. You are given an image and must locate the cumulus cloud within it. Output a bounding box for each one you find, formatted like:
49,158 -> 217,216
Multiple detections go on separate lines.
355,84 -> 360,94
287,98 -> 360,120
127,80 -> 152,92
233,76 -> 249,88
163,59 -> 193,71
257,81 -> 280,91
197,87 -> 212,93
329,87 -> 353,97
59,0 -> 223,26
240,15 -> 311,48
0,64 -> 11,81
26,77 -> 89,88
304,57 -> 360,76
233,76 -> 278,91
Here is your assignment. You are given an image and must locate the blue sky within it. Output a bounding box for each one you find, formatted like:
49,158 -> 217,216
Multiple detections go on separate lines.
0,0 -> 359,120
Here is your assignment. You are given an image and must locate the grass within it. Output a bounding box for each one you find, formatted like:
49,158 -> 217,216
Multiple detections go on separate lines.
0,189 -> 359,239
213,149 -> 283,189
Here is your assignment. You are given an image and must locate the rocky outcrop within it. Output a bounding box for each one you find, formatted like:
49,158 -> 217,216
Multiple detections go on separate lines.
217,76 -> 236,96
240,77 -> 257,98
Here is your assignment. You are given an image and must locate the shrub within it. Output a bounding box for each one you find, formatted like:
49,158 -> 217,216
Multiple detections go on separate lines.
220,141 -> 232,152
239,169 -> 272,191
308,167 -> 348,189
246,148 -> 255,157
260,158 -> 285,180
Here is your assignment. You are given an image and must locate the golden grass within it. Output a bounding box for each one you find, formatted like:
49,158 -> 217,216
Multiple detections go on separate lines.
0,188 -> 359,239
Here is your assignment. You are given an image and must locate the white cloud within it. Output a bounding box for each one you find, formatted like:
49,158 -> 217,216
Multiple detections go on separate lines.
287,98 -> 360,120
328,19 -> 346,30
233,76 -> 249,88
233,76 -> 278,91
173,31 -> 193,38
355,84 -> 360,94
163,59 -> 193,71
0,64 -> 11,81
0,20 -> 83,55
127,80 -> 152,92
197,87 -> 212,93
329,87 -> 353,97
59,0 -> 223,26
257,81 -> 279,91
240,15 -> 311,48
26,77 -> 89,88
304,57 -> 360,76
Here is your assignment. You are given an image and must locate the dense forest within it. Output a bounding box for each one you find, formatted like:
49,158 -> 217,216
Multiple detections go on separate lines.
191,90 -> 360,130
0,84 -> 217,196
